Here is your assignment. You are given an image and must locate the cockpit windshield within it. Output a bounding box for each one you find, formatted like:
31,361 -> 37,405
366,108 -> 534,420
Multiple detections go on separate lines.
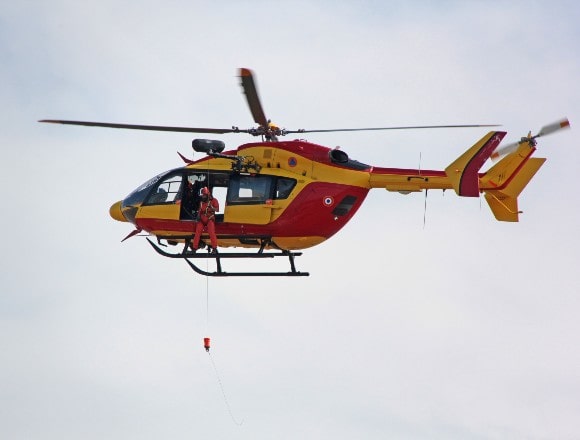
122,169 -> 176,208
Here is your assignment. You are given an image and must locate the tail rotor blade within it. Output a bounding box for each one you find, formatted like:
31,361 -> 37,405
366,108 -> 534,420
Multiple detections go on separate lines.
490,141 -> 519,162
536,118 -> 570,138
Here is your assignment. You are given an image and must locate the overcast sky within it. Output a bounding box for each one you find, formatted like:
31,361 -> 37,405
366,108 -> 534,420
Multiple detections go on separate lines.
2,1 -> 579,439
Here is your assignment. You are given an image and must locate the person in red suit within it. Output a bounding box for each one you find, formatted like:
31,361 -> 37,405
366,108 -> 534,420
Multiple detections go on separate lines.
192,187 -> 219,253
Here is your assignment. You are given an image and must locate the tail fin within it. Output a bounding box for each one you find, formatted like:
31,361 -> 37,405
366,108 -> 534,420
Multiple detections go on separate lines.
481,151 -> 545,222
445,131 -> 507,197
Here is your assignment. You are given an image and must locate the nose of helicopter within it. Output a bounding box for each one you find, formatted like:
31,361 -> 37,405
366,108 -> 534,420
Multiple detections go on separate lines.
109,201 -> 127,222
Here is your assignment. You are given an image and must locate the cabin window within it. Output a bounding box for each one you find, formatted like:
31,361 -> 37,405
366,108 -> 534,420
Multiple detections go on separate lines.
274,177 -> 296,199
227,174 -> 274,205
226,174 -> 296,204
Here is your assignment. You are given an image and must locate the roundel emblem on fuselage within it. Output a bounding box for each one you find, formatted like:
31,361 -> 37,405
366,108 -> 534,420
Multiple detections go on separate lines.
323,196 -> 334,207
288,157 -> 297,167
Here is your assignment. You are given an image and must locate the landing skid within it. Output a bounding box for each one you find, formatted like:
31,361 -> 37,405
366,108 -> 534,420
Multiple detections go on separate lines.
146,238 -> 309,277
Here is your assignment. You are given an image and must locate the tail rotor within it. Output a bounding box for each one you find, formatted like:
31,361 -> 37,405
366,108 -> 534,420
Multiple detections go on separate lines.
491,118 -> 570,162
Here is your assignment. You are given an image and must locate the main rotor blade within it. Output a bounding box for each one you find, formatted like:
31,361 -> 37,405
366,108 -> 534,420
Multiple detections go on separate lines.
239,68 -> 269,127
39,119 -> 243,134
286,124 -> 501,134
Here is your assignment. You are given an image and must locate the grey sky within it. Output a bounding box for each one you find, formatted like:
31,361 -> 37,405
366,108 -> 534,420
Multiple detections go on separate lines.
1,1 -> 579,439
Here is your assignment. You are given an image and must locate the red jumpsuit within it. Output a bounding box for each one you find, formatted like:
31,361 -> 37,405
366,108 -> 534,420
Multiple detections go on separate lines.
193,196 -> 219,250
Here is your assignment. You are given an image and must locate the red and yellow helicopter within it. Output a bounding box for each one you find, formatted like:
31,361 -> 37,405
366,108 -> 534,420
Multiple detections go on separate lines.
41,68 -> 570,277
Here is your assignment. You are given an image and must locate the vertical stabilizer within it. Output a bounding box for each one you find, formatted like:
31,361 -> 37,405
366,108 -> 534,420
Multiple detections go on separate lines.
445,131 -> 507,197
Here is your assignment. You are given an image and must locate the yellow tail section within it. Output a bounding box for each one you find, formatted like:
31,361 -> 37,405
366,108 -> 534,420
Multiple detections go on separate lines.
445,131 -> 507,197
482,155 -> 545,222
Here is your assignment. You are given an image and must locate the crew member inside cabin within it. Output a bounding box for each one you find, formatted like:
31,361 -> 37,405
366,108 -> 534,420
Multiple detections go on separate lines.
180,178 -> 198,220
192,186 -> 219,253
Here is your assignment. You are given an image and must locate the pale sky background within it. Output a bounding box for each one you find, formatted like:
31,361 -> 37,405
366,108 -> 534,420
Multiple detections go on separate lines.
2,1 -> 579,439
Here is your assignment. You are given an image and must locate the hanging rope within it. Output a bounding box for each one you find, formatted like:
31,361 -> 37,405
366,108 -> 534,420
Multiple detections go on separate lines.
208,352 -> 244,426
205,267 -> 209,333
419,152 -> 428,229
423,189 -> 428,229
200,228 -> 242,425
198,162 -> 241,425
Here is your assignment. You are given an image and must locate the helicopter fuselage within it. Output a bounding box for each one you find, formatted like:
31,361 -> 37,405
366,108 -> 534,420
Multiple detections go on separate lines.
110,139 -> 375,250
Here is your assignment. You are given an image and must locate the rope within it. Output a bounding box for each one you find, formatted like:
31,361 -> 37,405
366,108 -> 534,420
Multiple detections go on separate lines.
423,189 -> 428,229
201,163 -> 242,426
205,274 -> 209,333
208,352 -> 244,426
419,152 -> 428,229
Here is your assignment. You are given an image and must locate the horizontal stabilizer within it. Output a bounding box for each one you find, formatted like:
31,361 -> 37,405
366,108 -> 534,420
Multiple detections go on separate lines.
501,157 -> 545,198
484,157 -> 545,222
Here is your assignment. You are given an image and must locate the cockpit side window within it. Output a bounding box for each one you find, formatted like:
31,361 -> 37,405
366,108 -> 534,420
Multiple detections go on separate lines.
144,173 -> 183,205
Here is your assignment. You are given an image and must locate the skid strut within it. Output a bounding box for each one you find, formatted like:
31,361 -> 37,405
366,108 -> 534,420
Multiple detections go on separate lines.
147,238 -> 309,277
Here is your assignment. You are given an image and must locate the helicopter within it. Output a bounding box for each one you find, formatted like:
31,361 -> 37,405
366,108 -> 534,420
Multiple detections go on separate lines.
40,68 -> 570,277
